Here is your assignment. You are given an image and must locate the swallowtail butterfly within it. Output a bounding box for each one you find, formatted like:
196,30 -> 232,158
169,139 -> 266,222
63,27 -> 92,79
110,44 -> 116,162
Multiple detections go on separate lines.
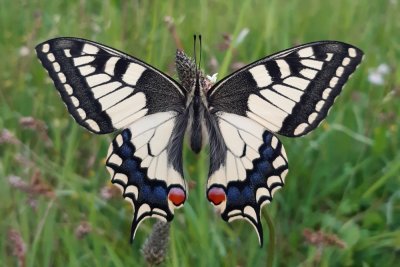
36,37 -> 363,244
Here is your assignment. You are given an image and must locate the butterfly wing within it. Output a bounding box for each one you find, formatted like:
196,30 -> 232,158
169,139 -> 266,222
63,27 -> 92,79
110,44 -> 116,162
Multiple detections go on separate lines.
208,41 -> 363,136
205,112 -> 288,245
106,111 -> 188,241
206,41 -> 363,244
36,38 -> 188,240
36,37 -> 186,133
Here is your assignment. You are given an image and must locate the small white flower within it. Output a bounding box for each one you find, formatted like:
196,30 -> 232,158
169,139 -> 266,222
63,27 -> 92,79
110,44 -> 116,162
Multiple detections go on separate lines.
377,63 -> 390,75
19,46 -> 30,57
368,72 -> 385,85
234,28 -> 249,47
368,63 -> 390,86
206,73 -> 218,83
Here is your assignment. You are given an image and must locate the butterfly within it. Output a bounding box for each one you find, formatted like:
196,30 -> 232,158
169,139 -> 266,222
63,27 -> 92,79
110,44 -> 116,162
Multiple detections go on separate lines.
35,36 -> 363,245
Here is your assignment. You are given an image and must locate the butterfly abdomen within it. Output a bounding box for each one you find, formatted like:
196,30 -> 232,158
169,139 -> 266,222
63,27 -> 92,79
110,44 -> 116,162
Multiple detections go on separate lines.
189,95 -> 203,153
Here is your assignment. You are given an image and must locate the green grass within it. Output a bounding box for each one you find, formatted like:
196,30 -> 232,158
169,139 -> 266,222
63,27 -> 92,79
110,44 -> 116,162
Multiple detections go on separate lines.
1,0 -> 400,266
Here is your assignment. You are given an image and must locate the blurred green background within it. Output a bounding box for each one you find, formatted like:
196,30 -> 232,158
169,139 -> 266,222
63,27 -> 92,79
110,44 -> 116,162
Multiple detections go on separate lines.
1,0 -> 399,266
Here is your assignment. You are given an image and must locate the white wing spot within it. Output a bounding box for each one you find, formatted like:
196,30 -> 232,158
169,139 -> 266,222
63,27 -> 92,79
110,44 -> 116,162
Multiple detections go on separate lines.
47,53 -> 55,62
243,206 -> 258,221
77,108 -> 86,119
342,57 -> 351,66
92,81 -> 122,99
42,43 -> 50,53
207,165 -> 227,187
108,154 -> 123,166
336,66 -> 344,77
82,44 -> 99,55
86,74 -> 111,87
249,65 -> 272,87
271,136 -> 278,149
123,63 -> 146,85
85,119 -> 100,132
329,77 -> 339,87
113,108 -> 148,129
107,92 -> 146,126
284,76 -> 310,90
149,118 -> 175,155
64,84 -> 73,95
267,175 -> 281,188
301,59 -> 324,70
155,150 -> 168,181
116,135 -> 123,147
247,112 -> 281,133
125,185 -> 139,199
53,62 -> 60,72
308,112 -> 318,124
294,123 -> 308,135
276,59 -> 291,78
226,151 -> 239,181
247,95 -> 287,130
315,100 -> 325,112
326,53 -> 333,61
114,173 -> 128,184
136,204 -> 151,218
58,72 -> 66,83
70,96 -> 79,107
260,89 -> 296,114
272,84 -> 303,102
99,86 -> 133,110
104,57 -> 119,76
218,120 -> 245,157
272,156 -> 286,169
73,56 -> 95,66
300,68 -> 318,79
256,188 -> 270,202
79,65 -> 96,76
322,88 -> 332,99
348,48 -> 357,58
297,47 -> 314,58
64,49 -> 72,57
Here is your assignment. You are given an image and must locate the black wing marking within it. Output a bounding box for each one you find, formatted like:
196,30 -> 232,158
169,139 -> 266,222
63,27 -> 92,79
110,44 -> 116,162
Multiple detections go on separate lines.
35,37 -> 186,134
207,41 -> 363,137
106,111 -> 188,241
205,112 -> 288,245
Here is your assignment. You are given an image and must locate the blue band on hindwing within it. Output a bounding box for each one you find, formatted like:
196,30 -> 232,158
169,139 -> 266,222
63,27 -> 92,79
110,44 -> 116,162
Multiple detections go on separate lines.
221,131 -> 286,245
107,129 -> 174,242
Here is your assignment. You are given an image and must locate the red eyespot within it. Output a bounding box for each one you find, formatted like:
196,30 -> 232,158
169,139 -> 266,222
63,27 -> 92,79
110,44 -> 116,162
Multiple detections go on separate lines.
168,187 -> 186,206
207,187 -> 226,205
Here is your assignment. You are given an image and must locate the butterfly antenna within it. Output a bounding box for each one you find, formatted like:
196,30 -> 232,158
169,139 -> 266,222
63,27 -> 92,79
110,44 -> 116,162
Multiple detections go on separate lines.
199,34 -> 202,72
193,35 -> 197,74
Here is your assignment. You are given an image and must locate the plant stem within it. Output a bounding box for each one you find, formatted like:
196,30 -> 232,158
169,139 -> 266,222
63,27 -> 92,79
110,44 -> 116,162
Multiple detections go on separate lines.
262,209 -> 275,267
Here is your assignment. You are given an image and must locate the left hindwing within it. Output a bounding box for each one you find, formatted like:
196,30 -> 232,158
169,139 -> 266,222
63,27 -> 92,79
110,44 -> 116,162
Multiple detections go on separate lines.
207,41 -> 363,137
